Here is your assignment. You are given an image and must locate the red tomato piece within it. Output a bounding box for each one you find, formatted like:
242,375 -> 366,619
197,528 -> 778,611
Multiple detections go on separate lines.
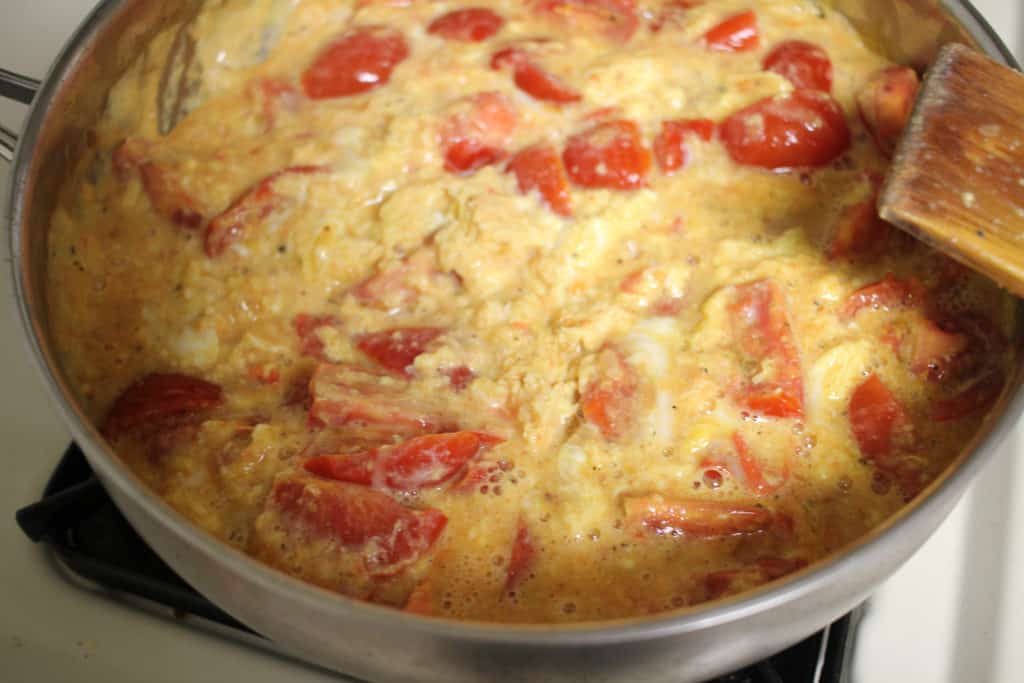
840,273 -> 925,320
649,0 -> 703,33
427,8 -> 505,42
892,316 -> 968,381
506,144 -> 573,216
726,94 -> 843,165
729,280 -> 804,418
857,66 -> 920,158
442,92 -> 519,174
763,40 -> 833,91
114,141 -> 204,229
704,10 -> 759,52
205,165 -> 322,257
352,250 -> 451,311
827,196 -> 892,260
491,48 -> 582,104
581,347 -> 637,439
729,432 -> 789,495
306,431 -> 504,492
309,363 -> 453,437
533,0 -> 639,42
355,327 -> 445,376
849,374 -> 913,462
720,90 -> 851,170
624,495 -> 775,538
505,518 -> 536,589
934,372 -> 1004,422
563,119 -> 651,189
653,118 -> 715,174
301,27 -> 409,99
270,476 -> 447,572
293,313 -> 342,361
442,365 -> 475,392
103,373 -> 223,437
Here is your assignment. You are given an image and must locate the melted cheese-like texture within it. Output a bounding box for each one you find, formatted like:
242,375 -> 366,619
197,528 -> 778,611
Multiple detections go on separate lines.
47,0 -> 1016,623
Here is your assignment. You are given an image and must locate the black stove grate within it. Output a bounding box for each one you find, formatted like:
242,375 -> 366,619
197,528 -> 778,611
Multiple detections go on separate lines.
16,443 -> 859,682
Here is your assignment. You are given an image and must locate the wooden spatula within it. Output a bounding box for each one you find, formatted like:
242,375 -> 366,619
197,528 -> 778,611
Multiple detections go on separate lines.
880,43 -> 1024,297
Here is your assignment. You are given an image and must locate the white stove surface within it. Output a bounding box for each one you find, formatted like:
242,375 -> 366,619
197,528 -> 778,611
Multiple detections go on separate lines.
3,2 -> 1023,681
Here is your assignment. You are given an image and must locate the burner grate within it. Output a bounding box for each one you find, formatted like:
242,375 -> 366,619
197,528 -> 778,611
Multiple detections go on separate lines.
16,443 -> 859,683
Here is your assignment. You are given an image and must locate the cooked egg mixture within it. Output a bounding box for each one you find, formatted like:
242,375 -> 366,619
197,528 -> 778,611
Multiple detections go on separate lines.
47,0 -> 1016,623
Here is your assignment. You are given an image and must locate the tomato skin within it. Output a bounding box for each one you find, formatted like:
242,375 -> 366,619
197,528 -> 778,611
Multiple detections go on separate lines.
719,90 -> 851,170
306,431 -> 504,492
763,40 -> 833,91
205,165 -> 321,257
103,373 -> 223,437
533,0 -> 639,42
581,347 -> 637,439
442,92 -> 518,174
427,8 -> 505,42
505,518 -> 535,589
309,363 -> 453,437
491,48 -> 582,103
857,66 -> 920,157
729,280 -> 804,419
269,476 -> 447,572
653,118 -> 714,174
563,119 -> 651,189
355,327 -> 445,376
624,494 -> 775,538
506,144 -> 573,216
704,11 -> 759,53
729,433 -> 789,495
301,27 -> 409,99
840,273 -> 924,320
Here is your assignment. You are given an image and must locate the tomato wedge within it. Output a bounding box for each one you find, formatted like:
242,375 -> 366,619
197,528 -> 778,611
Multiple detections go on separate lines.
427,8 -> 505,42
491,48 -> 582,104
532,0 -> 639,42
505,518 -> 536,589
306,431 -> 504,492
309,363 -> 453,437
301,27 -> 409,99
352,250 -> 450,311
840,273 -> 924,320
581,347 -> 637,439
507,144 -> 573,216
205,165 -> 321,257
563,119 -> 651,189
653,118 -> 715,174
103,373 -> 223,437
624,494 -> 774,538
269,476 -> 447,573
763,40 -> 833,92
442,91 -> 519,174
729,280 -> 804,418
719,90 -> 851,170
355,327 -> 445,376
857,66 -> 920,158
849,374 -> 912,462
704,10 -> 759,52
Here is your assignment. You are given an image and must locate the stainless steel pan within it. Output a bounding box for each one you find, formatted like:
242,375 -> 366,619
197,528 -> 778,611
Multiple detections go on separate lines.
5,2 -> 1023,681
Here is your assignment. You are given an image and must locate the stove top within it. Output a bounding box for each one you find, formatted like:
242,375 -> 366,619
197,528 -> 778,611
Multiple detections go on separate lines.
17,443 -> 859,683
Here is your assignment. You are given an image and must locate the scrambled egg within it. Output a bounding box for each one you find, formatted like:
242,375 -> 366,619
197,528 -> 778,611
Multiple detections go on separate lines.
47,0 -> 1016,623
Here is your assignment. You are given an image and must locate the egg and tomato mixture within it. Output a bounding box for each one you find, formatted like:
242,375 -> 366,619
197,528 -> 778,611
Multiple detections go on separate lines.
47,0 -> 1016,623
